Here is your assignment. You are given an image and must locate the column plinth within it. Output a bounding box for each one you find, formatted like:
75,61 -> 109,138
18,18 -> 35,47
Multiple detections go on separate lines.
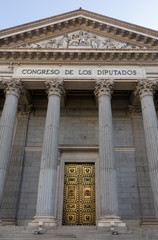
95,80 -> 125,227
135,79 -> 158,218
29,79 -> 65,227
0,78 -> 24,213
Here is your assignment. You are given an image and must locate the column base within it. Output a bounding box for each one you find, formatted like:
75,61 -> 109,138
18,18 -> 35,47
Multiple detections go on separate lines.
141,218 -> 158,225
0,218 -> 16,225
28,216 -> 57,228
98,215 -> 126,227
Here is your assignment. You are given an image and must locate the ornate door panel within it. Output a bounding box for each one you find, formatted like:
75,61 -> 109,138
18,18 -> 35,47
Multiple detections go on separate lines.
63,163 -> 95,225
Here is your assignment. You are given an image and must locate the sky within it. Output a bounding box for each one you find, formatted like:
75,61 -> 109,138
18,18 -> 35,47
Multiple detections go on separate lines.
0,0 -> 158,31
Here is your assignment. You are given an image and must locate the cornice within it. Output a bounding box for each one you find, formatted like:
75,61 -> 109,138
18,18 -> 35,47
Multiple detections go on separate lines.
0,10 -> 158,49
0,9 -> 158,37
0,48 -> 158,62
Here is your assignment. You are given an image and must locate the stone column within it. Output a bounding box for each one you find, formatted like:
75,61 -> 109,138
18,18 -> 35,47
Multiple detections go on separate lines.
0,105 -> 32,224
30,79 -> 65,227
0,79 -> 24,207
95,79 -> 125,227
135,79 -> 158,218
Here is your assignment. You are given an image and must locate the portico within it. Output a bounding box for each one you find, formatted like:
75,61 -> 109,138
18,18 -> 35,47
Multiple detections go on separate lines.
0,9 -> 158,228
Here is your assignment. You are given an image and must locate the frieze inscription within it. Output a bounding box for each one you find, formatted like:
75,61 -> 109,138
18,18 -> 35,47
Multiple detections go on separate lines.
14,66 -> 145,79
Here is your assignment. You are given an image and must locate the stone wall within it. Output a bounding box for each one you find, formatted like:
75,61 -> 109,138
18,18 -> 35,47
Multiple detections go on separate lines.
17,151 -> 41,224
0,104 -> 155,223
132,117 -> 155,218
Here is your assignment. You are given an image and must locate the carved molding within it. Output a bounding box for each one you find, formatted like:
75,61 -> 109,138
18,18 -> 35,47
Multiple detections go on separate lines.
45,79 -> 65,97
0,49 -> 157,62
2,78 -> 25,98
94,79 -> 114,98
128,105 -> 142,116
18,104 -> 32,115
23,31 -> 146,50
57,151 -> 61,166
134,79 -> 157,98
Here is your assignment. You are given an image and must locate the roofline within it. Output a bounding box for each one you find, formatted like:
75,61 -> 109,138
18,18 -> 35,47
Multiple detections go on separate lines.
0,8 -> 158,37
0,8 -> 82,32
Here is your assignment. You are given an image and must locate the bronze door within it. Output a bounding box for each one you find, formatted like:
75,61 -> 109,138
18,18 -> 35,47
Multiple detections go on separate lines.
63,163 -> 95,225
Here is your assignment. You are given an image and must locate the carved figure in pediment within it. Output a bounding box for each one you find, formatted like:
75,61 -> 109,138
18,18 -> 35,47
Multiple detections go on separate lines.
91,36 -> 99,48
68,31 -> 86,46
112,41 -> 127,49
56,34 -> 66,48
69,34 -> 79,45
22,30 -> 147,49
47,39 -> 58,48
99,39 -> 132,49
85,33 -> 91,45
25,43 -> 41,48
123,43 -> 132,49
100,39 -> 109,49
60,33 -> 69,48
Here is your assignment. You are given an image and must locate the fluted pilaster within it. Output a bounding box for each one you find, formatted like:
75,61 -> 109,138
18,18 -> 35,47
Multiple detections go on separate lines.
95,80 -> 124,227
135,79 -> 158,218
0,78 -> 24,206
31,79 -> 65,227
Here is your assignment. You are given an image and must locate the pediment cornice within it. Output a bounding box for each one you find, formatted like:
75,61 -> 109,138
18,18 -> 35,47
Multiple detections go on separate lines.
0,48 -> 158,63
0,9 -> 158,49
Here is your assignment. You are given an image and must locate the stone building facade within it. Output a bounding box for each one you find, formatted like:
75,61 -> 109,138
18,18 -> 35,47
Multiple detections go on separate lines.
0,9 -> 158,228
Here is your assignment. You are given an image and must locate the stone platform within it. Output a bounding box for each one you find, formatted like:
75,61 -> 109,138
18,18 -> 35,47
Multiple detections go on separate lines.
0,225 -> 158,240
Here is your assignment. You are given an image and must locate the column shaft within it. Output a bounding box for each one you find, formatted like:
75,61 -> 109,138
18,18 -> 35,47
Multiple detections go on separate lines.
0,106 -> 31,224
95,80 -> 124,227
135,79 -> 158,218
0,79 -> 24,206
0,95 -> 18,204
141,96 -> 158,217
99,94 -> 118,216
30,79 -> 65,227
36,94 -> 60,217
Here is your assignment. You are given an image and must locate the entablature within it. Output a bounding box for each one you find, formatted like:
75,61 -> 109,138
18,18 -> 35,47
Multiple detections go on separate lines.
0,49 -> 158,63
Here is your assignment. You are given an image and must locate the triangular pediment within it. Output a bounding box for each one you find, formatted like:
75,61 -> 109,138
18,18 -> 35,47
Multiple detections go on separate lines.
20,30 -> 147,50
0,9 -> 158,49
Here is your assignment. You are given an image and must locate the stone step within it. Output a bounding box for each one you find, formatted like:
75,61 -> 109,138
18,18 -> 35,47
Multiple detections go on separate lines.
1,226 -> 158,240
0,237 -> 76,240
1,233 -> 158,240
0,235 -> 158,240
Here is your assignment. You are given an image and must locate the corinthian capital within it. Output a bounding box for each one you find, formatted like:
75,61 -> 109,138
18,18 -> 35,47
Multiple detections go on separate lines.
45,79 -> 65,97
2,78 -> 25,98
134,79 -> 157,99
94,79 -> 114,98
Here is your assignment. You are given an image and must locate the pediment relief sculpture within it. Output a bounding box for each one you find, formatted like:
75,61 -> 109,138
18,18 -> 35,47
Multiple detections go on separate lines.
21,31 -> 147,49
